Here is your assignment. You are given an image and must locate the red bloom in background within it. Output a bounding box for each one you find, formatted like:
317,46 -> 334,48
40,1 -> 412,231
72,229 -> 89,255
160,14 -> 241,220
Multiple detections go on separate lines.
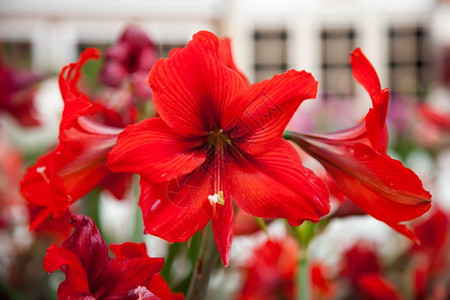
108,31 -> 330,265
20,49 -> 131,230
339,243 -> 381,284
236,236 -> 298,300
0,133 -> 26,229
410,207 -> 450,299
99,25 -> 157,99
357,275 -> 403,300
339,243 -> 402,300
0,56 -> 43,126
287,48 -> 432,242
236,236 -> 335,300
43,215 -> 179,299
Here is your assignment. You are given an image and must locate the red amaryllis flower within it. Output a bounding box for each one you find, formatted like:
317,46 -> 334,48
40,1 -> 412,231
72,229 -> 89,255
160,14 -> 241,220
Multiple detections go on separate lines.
108,31 -> 330,265
0,56 -> 43,126
43,215 -> 179,299
99,25 -> 157,99
286,48 -> 431,241
20,48 -> 131,230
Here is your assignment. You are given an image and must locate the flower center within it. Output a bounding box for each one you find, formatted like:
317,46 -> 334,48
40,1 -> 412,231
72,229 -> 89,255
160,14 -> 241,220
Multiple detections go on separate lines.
207,128 -> 232,150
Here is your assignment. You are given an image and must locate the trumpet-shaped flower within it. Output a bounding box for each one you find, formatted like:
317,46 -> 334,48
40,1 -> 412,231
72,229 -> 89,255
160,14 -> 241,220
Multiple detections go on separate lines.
286,48 -> 432,241
20,49 -> 131,230
108,31 -> 330,265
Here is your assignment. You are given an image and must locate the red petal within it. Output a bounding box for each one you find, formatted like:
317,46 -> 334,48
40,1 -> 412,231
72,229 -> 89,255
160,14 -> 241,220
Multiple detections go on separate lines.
218,38 -> 250,86
55,132 -> 115,200
43,244 -> 91,297
92,257 -> 164,299
101,171 -> 132,199
20,151 -> 72,228
58,48 -> 100,133
365,89 -> 389,153
57,281 -> 96,300
139,174 -> 212,243
225,70 -> 318,155
317,142 -> 431,241
149,31 -> 247,135
108,117 -> 206,183
147,273 -> 184,300
350,48 -> 389,153
212,189 -> 234,266
350,48 -> 381,97
357,274 -> 403,300
228,140 -> 330,225
62,215 -> 109,283
109,242 -> 148,259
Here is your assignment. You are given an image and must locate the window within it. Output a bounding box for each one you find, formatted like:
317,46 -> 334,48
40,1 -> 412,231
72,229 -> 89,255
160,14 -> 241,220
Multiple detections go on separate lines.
320,28 -> 356,99
253,29 -> 288,82
388,26 -> 429,97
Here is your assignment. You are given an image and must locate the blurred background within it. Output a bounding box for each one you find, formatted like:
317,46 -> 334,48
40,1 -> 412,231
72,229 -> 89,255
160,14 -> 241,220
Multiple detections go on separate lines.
1,0 -> 450,299
1,0 -> 450,94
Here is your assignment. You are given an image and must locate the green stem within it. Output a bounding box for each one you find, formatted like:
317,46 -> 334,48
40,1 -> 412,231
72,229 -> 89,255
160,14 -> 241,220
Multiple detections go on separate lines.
297,251 -> 310,300
132,175 -> 144,243
186,223 -> 220,300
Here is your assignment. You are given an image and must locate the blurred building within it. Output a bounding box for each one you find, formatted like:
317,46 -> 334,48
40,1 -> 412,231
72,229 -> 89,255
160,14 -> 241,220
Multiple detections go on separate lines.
1,0 -> 450,99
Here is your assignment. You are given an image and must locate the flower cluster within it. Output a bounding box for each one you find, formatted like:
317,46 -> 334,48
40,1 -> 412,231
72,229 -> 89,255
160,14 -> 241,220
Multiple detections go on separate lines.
5,26 -> 442,299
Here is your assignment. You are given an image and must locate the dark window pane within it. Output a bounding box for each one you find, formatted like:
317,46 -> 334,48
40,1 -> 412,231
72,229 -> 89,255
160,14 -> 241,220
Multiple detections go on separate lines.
321,28 -> 355,98
253,29 -> 288,81
388,26 -> 429,97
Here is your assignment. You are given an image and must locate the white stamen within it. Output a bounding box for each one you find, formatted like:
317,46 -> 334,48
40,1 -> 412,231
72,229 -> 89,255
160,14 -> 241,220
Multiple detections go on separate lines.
161,172 -> 167,178
36,166 -> 46,173
208,194 -> 220,204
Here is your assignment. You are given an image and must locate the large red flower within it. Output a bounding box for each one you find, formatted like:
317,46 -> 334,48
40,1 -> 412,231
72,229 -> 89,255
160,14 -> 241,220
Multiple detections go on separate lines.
286,48 -> 432,241
20,49 -> 131,230
108,31 -> 330,265
43,215 -> 179,299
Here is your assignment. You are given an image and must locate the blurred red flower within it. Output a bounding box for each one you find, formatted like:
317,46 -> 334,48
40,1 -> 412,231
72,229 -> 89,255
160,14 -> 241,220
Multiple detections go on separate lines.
287,48 -> 432,242
43,215 -> 180,299
236,236 -> 298,300
236,236 -> 335,300
0,56 -> 43,126
339,243 -> 402,300
410,207 -> 450,299
108,30 -> 330,265
99,25 -> 157,99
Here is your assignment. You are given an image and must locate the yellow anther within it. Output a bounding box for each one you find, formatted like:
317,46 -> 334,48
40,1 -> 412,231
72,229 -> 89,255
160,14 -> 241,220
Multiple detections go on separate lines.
208,191 -> 224,206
